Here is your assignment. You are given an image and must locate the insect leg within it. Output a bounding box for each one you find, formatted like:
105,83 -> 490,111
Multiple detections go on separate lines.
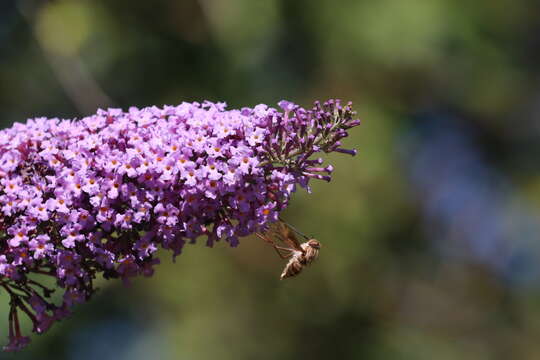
273,246 -> 294,259
256,232 -> 273,244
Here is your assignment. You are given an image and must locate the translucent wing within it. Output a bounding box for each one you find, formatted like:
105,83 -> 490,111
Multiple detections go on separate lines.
274,221 -> 303,251
277,216 -> 311,241
256,220 -> 303,252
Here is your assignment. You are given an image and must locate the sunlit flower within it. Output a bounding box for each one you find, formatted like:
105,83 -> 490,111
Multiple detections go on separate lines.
0,99 -> 359,351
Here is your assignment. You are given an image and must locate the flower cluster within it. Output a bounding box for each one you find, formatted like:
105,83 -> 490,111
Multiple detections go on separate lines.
0,99 -> 359,351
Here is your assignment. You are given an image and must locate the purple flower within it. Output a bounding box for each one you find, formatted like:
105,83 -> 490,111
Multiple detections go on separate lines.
0,98 -> 359,350
3,335 -> 30,352
63,289 -> 86,307
34,313 -> 54,334
29,235 -> 54,259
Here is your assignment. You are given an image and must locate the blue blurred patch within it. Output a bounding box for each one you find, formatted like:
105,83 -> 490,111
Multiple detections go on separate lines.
401,112 -> 540,288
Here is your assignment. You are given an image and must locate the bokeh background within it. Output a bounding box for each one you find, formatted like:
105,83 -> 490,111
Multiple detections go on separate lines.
2,0 -> 540,359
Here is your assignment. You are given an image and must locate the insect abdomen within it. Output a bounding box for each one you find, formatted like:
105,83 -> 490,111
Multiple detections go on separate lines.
280,258 -> 303,279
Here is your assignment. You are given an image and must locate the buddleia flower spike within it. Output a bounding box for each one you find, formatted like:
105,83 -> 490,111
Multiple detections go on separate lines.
0,99 -> 359,350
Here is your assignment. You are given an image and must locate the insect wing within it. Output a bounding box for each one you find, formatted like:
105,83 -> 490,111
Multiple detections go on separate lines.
256,223 -> 296,259
276,221 -> 303,251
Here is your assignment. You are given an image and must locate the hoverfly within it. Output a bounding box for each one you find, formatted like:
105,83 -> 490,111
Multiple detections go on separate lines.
256,220 -> 321,280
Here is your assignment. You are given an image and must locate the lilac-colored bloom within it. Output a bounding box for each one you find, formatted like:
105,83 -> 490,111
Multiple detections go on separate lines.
29,235 -> 54,259
0,99 -> 359,350
3,335 -> 30,352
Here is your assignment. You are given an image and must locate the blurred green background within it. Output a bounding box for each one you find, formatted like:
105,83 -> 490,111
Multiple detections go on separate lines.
2,0 -> 540,359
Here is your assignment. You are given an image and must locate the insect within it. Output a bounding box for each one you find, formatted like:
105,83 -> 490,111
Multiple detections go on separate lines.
256,220 -> 321,280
